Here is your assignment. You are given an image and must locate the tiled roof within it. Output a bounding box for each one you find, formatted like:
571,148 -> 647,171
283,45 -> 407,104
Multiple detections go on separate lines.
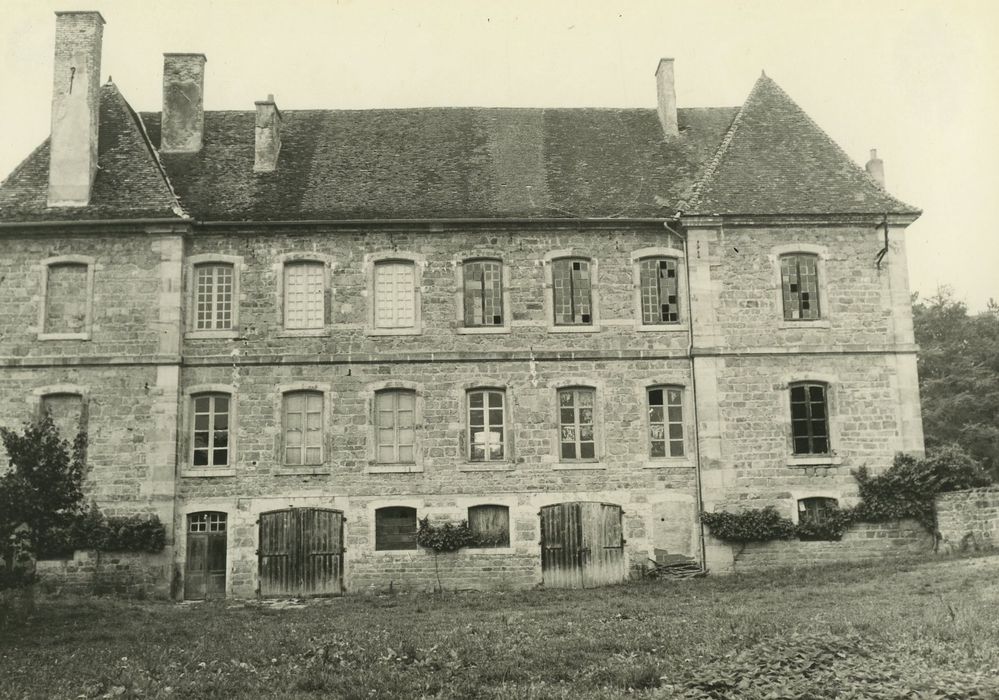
140,107 -> 737,221
0,83 -> 185,222
685,74 -> 919,216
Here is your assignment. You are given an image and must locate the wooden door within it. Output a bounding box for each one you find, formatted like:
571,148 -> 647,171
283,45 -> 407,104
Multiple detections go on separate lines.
185,512 -> 227,600
258,508 -> 344,597
540,502 -> 625,589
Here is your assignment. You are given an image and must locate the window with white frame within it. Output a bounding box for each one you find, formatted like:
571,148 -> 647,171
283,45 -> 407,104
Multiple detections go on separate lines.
639,257 -> 680,325
283,261 -> 325,330
468,504 -> 510,547
375,389 -> 416,464
463,259 -> 504,327
467,389 -> 505,462
191,393 -> 231,467
43,262 -> 89,335
648,386 -> 684,458
283,391 -> 323,465
552,258 -> 593,326
194,263 -> 235,330
790,382 -> 830,455
558,387 -> 596,460
373,260 -> 416,329
780,253 -> 820,321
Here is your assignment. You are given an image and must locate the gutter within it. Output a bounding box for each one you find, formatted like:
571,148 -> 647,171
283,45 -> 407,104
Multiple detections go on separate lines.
0,217 -> 191,229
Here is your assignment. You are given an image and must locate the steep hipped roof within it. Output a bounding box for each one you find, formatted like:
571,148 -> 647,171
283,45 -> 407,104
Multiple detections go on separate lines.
140,107 -> 737,221
0,83 -> 185,222
685,74 -> 919,216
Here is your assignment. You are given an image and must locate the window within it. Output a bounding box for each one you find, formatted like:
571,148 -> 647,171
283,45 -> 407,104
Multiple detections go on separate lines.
40,393 -> 85,443
552,258 -> 593,326
194,263 -> 235,330
780,254 -> 820,321
468,505 -> 510,548
463,259 -> 504,327
558,387 -> 596,460
283,261 -> 324,330
374,261 -> 416,329
375,389 -> 416,464
375,506 -> 417,551
639,257 -> 680,324
797,497 -> 839,541
44,263 -> 88,334
283,391 -> 323,465
192,393 -> 231,467
467,389 -> 505,462
648,386 -> 684,458
790,382 -> 829,455
189,512 -> 227,533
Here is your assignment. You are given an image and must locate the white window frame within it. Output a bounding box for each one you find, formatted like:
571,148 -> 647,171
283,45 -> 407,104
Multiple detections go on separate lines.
279,384 -> 330,469
465,387 -> 509,464
182,384 -> 238,477
364,380 -> 424,473
365,251 -> 424,336
630,247 -> 687,332
276,253 -> 333,336
454,254 -> 512,335
645,384 -> 688,460
551,380 -> 605,469
542,250 -> 601,333
187,254 -> 242,339
770,243 -> 830,329
37,255 -> 95,341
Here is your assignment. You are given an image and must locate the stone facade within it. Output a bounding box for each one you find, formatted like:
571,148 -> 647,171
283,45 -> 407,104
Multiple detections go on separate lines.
936,488 -> 999,553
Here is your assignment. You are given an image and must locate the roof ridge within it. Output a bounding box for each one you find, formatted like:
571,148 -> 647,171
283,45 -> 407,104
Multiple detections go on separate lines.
758,74 -> 918,214
106,83 -> 188,219
679,75 -> 760,213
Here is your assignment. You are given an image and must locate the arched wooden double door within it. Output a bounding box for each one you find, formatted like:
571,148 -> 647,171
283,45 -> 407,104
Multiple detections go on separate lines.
258,508 -> 345,597
540,502 -> 626,588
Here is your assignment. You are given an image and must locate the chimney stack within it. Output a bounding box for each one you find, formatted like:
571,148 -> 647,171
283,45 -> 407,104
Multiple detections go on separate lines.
655,58 -> 679,138
865,148 -> 885,188
161,53 -> 206,153
254,94 -> 282,172
47,11 -> 105,207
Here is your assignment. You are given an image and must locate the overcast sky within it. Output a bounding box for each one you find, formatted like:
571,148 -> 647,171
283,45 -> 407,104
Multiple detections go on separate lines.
1,0 -> 996,310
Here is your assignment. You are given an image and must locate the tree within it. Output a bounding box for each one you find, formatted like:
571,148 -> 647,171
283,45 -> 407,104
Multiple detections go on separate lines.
913,289 -> 999,479
0,412 -> 87,570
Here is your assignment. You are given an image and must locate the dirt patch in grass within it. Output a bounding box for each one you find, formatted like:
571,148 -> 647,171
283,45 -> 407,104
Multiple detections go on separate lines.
2,553 -> 998,699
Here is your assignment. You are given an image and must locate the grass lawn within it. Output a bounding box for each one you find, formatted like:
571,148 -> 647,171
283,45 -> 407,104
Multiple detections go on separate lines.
2,553 -> 999,699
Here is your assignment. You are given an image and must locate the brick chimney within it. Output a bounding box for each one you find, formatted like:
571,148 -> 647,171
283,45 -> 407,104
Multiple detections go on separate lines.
161,53 -> 206,153
254,95 -> 281,172
865,148 -> 885,187
655,58 -> 679,138
47,11 -> 105,207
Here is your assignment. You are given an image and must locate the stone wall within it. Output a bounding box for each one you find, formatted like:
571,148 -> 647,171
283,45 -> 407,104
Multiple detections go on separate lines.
936,488 -> 999,553
35,550 -> 172,598
706,519 -> 932,574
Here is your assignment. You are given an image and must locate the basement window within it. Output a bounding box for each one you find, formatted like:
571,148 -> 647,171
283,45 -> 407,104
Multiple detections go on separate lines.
797,497 -> 840,541
375,506 -> 418,551
468,505 -> 510,548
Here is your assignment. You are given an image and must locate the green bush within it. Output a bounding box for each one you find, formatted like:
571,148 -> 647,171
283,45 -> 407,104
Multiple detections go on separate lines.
415,517 -> 477,553
35,503 -> 166,558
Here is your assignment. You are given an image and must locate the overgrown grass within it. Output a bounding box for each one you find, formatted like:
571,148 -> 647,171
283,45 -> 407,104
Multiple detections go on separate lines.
2,553 -> 998,698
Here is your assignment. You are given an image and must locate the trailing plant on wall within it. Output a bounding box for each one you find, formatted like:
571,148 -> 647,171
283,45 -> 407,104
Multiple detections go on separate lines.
416,517 -> 499,592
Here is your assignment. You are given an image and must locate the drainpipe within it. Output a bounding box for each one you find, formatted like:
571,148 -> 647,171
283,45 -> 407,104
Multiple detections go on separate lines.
664,217 -> 708,572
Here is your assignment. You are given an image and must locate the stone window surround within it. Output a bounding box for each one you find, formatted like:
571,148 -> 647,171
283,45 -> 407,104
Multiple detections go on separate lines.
542,250 -> 601,334
466,502 -> 514,552
364,251 -> 425,336
452,252 -> 513,335
181,383 -> 238,477
786,490 -> 851,525
275,381 -> 333,475
551,378 -> 606,469
27,385 -> 90,449
366,497 -> 422,556
778,371 -> 843,467
186,253 -> 243,340
37,255 -> 96,341
630,246 -> 687,332
635,380 -> 694,469
455,379 -> 516,471
770,243 -> 831,329
275,252 -> 334,337
363,380 -> 424,473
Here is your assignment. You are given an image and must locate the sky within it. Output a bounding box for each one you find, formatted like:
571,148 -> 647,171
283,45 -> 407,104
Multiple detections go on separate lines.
1,0 -> 996,311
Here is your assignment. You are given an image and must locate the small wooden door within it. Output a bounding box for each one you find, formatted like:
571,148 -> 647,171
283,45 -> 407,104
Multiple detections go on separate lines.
540,502 -> 626,589
185,512 -> 227,600
258,508 -> 344,597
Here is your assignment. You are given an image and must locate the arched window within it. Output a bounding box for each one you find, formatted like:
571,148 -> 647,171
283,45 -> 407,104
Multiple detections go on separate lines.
468,505 -> 510,547
551,258 -> 593,326
193,262 -> 236,330
467,389 -> 506,462
191,392 -> 231,467
283,260 -> 325,330
639,257 -> 680,325
375,389 -> 417,464
283,390 -> 324,465
462,258 -> 504,327
647,386 -> 684,458
780,253 -> 820,321
375,506 -> 417,551
789,382 -> 829,455
558,387 -> 596,461
373,260 -> 417,329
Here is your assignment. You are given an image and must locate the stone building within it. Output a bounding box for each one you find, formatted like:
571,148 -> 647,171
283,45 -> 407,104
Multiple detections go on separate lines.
0,12 -> 924,597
